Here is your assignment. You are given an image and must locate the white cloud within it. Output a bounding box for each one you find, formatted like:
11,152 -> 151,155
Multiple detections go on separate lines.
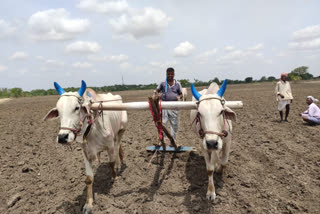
289,38 -> 320,50
110,54 -> 128,62
65,41 -> 101,53
289,25 -> 320,50
72,62 -> 93,69
36,56 -> 45,61
0,64 -> 8,72
216,48 -> 267,65
28,8 -> 90,41
77,0 -> 129,13
248,43 -> 264,51
120,62 -> 132,70
292,25 -> 320,41
45,59 -> 65,67
224,46 -> 235,52
109,7 -> 171,39
149,60 -> 178,69
0,20 -> 16,39
173,41 -> 195,57
195,48 -> 217,63
88,54 -> 128,62
146,43 -> 162,50
18,69 -> 29,74
9,51 -> 29,60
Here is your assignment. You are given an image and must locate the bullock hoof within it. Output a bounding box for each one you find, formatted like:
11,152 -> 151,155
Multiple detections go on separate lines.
216,165 -> 225,174
206,191 -> 216,201
83,204 -> 93,214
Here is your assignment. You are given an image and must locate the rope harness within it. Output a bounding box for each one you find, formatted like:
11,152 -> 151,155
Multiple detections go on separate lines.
192,97 -> 229,139
148,99 -> 163,140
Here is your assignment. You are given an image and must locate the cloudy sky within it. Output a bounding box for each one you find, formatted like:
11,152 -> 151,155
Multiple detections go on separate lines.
1,0 -> 320,91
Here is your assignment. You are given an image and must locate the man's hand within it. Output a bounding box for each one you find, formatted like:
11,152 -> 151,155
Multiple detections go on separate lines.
299,113 -> 302,116
291,99 -> 293,103
278,93 -> 284,98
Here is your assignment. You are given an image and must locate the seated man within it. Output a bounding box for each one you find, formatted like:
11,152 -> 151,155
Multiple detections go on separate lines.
299,96 -> 320,125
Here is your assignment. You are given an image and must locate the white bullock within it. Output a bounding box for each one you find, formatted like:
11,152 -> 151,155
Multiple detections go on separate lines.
182,87 -> 188,101
43,80 -> 127,214
190,80 -> 236,200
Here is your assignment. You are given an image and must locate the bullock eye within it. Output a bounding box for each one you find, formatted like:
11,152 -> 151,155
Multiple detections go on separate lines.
74,106 -> 80,111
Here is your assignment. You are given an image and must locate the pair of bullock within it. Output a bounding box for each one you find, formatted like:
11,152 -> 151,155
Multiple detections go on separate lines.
44,80 -> 236,213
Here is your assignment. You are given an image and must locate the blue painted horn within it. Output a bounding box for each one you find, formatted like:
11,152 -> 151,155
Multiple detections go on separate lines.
216,79 -> 227,98
77,80 -> 86,96
54,82 -> 66,95
191,84 -> 202,101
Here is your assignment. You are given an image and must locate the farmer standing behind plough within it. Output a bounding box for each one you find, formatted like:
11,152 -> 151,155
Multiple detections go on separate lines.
275,72 -> 294,122
155,67 -> 183,146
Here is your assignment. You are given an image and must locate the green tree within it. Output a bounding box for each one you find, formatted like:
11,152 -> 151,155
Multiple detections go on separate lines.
290,66 -> 313,80
179,79 -> 191,87
10,88 -> 23,97
260,76 -> 267,82
288,73 -> 302,81
245,77 -> 253,83
267,76 -> 276,81
291,66 -> 308,76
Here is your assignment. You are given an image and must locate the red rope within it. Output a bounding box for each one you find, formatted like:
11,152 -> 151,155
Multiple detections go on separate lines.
148,99 -> 163,140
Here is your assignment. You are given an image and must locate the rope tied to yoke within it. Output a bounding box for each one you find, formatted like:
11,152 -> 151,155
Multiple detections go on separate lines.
148,99 -> 163,140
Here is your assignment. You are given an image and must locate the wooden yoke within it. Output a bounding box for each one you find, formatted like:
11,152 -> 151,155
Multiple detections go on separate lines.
148,95 -> 178,150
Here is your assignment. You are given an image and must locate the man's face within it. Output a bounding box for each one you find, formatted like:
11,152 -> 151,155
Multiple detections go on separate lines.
306,98 -> 312,105
281,75 -> 287,81
167,71 -> 174,81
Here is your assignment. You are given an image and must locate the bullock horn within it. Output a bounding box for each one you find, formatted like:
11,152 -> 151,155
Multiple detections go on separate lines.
54,82 -> 66,95
191,84 -> 202,101
216,79 -> 228,97
77,80 -> 87,96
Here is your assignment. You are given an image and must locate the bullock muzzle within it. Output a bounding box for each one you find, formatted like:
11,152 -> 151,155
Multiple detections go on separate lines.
206,140 -> 219,150
58,134 -> 69,144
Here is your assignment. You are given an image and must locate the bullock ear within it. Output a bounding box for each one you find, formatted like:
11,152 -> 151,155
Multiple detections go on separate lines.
81,105 -> 89,115
224,106 -> 237,121
43,108 -> 59,121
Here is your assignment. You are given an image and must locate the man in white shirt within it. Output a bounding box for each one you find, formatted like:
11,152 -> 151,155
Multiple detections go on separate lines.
275,73 -> 293,122
299,96 -> 320,125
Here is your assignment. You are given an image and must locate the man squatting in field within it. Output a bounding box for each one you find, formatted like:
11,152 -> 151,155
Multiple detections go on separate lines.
155,67 -> 183,146
299,96 -> 320,125
275,72 -> 293,122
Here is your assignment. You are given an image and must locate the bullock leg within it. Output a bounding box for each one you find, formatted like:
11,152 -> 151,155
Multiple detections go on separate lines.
114,129 -> 126,171
203,150 -> 216,200
106,143 -> 117,178
82,152 -> 94,214
217,136 -> 231,174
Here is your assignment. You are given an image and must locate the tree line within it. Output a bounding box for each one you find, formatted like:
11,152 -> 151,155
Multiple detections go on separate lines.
1,66 -> 317,98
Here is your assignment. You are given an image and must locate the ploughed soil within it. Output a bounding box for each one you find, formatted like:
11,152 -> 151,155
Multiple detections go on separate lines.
1,81 -> 319,214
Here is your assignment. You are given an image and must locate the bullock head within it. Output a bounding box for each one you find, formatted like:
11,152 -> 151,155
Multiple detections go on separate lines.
43,80 -> 88,144
191,80 -> 236,150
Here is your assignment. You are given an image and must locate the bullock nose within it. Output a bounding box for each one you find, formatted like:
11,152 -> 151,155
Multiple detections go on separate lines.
206,140 -> 218,150
58,134 -> 69,144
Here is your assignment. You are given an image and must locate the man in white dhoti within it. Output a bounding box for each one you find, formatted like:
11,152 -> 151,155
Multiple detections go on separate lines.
275,73 -> 293,122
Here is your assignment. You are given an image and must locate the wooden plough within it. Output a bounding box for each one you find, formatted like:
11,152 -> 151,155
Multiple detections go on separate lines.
88,95 -> 243,152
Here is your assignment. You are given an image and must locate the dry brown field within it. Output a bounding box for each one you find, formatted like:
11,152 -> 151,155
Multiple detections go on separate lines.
1,81 -> 319,213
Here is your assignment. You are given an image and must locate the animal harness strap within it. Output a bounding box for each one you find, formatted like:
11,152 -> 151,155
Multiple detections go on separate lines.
148,99 -> 163,140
